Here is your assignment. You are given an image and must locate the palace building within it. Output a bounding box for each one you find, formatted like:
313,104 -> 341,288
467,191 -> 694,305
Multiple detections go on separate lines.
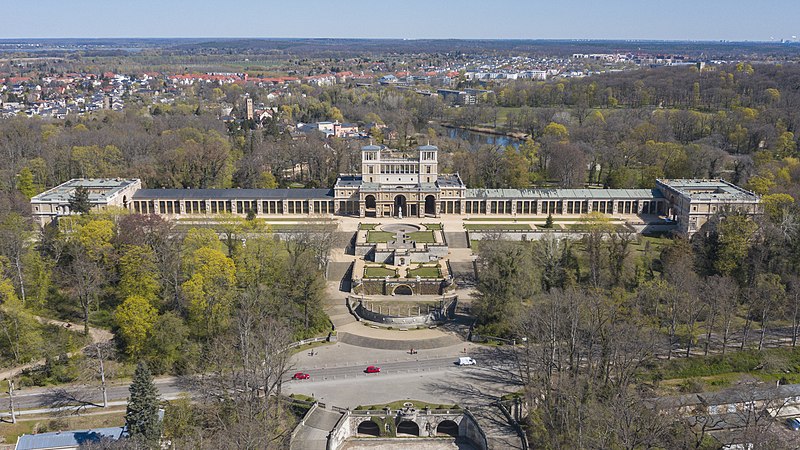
30,144 -> 761,234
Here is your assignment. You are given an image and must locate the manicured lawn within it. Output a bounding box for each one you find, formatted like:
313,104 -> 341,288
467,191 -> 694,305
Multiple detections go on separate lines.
407,266 -> 441,278
464,223 -> 531,231
364,266 -> 397,278
567,223 -> 629,232
359,223 -> 379,230
422,223 -> 442,230
407,231 -> 436,243
367,231 -> 395,243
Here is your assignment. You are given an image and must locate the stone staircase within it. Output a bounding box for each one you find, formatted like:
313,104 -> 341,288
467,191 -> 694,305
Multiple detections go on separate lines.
328,302 -> 357,329
445,231 -> 470,248
325,261 -> 358,329
337,331 -> 462,350
470,404 -> 525,450
449,261 -> 477,287
290,405 -> 343,450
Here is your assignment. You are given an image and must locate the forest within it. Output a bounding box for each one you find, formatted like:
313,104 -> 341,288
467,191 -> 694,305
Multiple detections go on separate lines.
1,59 -> 800,447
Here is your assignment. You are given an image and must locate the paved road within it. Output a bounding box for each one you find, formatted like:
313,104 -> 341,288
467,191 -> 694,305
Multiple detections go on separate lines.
1,345 -> 519,415
285,345 -> 519,408
2,377 -> 189,413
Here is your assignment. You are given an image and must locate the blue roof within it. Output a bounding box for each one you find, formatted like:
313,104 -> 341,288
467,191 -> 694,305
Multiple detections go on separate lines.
16,427 -> 126,450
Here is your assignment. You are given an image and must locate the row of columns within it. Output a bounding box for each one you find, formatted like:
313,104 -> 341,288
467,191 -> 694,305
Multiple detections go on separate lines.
132,199 -> 335,215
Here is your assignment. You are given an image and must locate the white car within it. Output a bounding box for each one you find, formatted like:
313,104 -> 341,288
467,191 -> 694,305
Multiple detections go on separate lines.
457,357 -> 476,366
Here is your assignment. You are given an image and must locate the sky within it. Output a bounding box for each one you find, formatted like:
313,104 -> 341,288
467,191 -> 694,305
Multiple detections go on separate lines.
3,0 -> 799,42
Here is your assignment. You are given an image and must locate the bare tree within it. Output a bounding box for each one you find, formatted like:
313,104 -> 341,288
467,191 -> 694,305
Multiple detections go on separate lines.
196,286 -> 294,448
703,275 -> 739,355
82,342 -> 117,408
63,249 -> 106,336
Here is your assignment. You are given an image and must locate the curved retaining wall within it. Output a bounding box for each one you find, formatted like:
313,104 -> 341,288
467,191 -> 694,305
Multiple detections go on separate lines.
349,296 -> 457,327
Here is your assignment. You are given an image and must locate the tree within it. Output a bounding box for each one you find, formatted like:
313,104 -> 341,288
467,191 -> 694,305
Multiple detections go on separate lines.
607,229 -> 634,287
82,342 -> 116,408
68,186 -> 92,215
580,212 -> 614,288
761,193 -> 795,223
753,273 -> 786,350
0,213 -> 33,304
703,275 -> 739,355
118,245 -> 161,303
473,239 -> 536,336
0,267 -> 43,365
116,296 -> 158,358
75,219 -> 115,264
544,213 -> 554,229
714,214 -> 758,281
16,167 -> 37,199
182,247 -> 236,339
64,249 -> 106,336
126,360 -> 162,445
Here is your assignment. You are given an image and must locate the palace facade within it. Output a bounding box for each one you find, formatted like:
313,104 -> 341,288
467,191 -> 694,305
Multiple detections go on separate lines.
31,144 -> 761,234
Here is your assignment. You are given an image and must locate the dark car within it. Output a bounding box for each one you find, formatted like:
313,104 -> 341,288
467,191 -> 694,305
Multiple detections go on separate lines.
365,365 -> 381,373
786,417 -> 800,431
292,372 -> 310,380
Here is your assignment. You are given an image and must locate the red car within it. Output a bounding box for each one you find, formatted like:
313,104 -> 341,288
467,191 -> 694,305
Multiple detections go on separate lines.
365,366 -> 381,373
292,372 -> 310,380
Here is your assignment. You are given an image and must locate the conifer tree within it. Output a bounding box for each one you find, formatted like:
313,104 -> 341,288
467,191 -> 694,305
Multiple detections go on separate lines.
545,213 -> 554,229
68,186 -> 92,215
126,361 -> 161,444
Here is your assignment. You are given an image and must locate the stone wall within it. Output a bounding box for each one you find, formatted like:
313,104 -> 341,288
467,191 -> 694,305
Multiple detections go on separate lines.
460,409 -> 489,450
327,410 -> 485,450
351,296 -> 457,326
359,278 -> 445,295
327,410 -> 351,450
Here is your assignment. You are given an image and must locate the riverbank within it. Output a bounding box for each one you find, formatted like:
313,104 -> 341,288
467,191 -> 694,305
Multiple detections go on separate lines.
436,122 -> 530,141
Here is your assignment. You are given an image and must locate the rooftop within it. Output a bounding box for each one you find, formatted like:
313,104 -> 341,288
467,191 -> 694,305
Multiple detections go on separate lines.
133,188 -> 333,200
467,188 -> 663,200
31,178 -> 140,204
657,179 -> 759,202
335,175 -> 363,188
16,426 -> 126,450
437,174 -> 466,189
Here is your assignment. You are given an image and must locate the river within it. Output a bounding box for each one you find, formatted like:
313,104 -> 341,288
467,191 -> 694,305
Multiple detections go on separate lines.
441,126 -> 523,149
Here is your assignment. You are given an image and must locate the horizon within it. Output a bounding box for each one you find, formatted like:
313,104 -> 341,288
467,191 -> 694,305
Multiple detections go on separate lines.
3,0 -> 800,42
0,37 -> 796,44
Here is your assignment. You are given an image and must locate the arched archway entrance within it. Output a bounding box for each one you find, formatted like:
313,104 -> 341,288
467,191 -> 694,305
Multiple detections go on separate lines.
364,195 -> 376,217
425,195 -> 436,216
357,420 -> 381,437
394,195 -> 407,218
397,420 -> 420,436
436,420 -> 459,437
393,285 -> 413,295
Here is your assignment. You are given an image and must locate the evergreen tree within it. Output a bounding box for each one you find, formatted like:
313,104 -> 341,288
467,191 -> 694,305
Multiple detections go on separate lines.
545,213 -> 554,229
68,186 -> 92,215
126,361 -> 161,444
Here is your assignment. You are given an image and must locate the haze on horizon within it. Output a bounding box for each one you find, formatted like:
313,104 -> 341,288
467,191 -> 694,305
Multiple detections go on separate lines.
3,0 -> 799,42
